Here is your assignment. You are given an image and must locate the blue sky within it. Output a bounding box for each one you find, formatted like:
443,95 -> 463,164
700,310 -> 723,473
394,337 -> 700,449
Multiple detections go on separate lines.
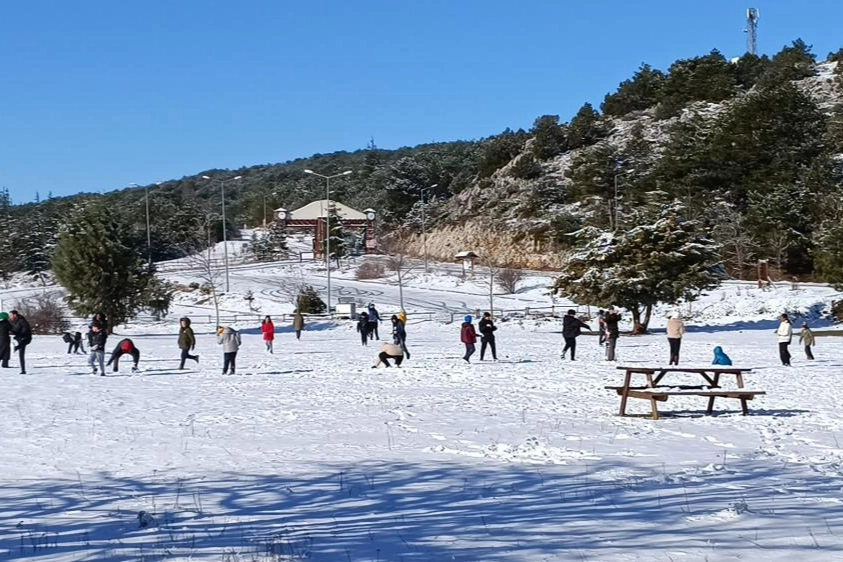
2,1 -> 842,202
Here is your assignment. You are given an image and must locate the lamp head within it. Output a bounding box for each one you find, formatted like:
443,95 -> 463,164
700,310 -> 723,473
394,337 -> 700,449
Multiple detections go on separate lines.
233,176 -> 242,180
341,170 -> 353,176
304,169 -> 314,174
201,175 -> 211,180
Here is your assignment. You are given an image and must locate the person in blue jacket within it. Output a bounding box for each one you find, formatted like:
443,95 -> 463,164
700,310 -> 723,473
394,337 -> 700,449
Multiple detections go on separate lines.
712,346 -> 732,366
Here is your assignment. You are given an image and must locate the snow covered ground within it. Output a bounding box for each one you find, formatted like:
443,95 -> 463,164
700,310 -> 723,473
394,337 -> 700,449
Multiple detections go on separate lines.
2,259 -> 843,561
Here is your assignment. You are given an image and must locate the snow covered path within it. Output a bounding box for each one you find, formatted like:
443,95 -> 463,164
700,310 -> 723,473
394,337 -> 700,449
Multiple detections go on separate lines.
2,319 -> 843,561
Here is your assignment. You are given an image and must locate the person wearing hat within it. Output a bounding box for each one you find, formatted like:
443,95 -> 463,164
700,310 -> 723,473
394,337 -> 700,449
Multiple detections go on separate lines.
9,310 -> 32,374
799,322 -> 815,360
0,312 -> 12,369
460,315 -> 478,363
107,338 -> 140,373
478,312 -> 498,361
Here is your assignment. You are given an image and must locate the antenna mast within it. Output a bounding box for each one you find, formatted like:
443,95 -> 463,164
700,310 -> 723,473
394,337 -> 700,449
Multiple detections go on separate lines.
745,8 -> 760,55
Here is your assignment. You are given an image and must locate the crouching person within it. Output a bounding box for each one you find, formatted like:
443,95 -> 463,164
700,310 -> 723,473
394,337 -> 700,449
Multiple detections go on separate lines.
107,338 -> 140,373
63,331 -> 86,354
373,342 -> 404,368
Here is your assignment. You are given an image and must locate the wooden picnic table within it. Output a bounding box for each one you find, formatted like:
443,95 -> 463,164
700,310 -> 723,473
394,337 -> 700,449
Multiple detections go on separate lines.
606,366 -> 765,420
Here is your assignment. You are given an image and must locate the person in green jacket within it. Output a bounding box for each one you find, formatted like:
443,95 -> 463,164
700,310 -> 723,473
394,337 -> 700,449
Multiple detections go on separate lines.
799,322 -> 815,360
178,317 -> 199,369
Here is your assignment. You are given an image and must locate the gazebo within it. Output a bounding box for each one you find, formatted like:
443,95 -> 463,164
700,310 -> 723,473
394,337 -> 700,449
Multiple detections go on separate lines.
275,200 -> 377,256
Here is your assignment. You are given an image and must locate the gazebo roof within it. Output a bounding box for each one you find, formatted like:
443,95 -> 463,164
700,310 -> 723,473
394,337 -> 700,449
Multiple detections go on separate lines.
280,200 -> 367,221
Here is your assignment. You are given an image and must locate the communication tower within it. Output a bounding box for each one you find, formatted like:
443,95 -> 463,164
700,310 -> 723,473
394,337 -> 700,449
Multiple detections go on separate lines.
744,8 -> 760,55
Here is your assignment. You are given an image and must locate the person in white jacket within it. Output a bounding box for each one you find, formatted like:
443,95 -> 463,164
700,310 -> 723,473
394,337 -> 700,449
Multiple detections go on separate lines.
666,312 -> 686,365
776,313 -> 793,367
217,326 -> 242,375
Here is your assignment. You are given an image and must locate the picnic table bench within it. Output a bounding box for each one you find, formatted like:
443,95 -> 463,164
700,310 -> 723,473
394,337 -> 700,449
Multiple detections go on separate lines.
606,366 -> 765,420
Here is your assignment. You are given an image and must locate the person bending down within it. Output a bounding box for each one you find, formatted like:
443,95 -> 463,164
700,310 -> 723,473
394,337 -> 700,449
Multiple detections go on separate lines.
373,342 -> 404,368
107,338 -> 140,373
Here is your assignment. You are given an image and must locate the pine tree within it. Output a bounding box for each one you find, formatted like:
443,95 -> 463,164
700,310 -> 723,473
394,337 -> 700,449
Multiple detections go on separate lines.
601,64 -> 666,117
322,205 -> 347,259
554,202 -> 721,332
0,188 -> 17,279
757,39 -> 816,89
530,115 -> 568,160
52,201 -> 153,331
567,103 -> 608,150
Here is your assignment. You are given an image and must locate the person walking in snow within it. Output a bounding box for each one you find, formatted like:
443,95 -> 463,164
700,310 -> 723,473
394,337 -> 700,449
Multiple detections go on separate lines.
178,317 -> 199,369
217,325 -> 241,375
357,311 -> 371,346
0,312 -> 12,369
478,312 -> 498,361
391,314 -> 410,359
460,315 -> 478,363
293,309 -> 305,340
604,307 -> 621,362
712,346 -> 732,366
107,338 -> 140,373
261,315 -> 275,353
799,322 -> 815,361
562,309 -> 591,361
88,322 -> 107,375
666,312 -> 685,366
367,303 -> 381,340
9,310 -> 32,374
372,341 -> 404,368
597,310 -> 607,346
776,313 -> 793,366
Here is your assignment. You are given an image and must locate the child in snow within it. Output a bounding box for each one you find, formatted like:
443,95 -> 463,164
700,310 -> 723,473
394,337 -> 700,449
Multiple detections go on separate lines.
799,322 -> 815,360
373,342 -> 404,368
712,346 -> 732,366
217,326 -> 241,375
63,331 -> 86,354
88,323 -> 108,376
461,316 -> 477,363
261,315 -> 275,353
178,317 -> 199,369
107,338 -> 140,373
357,311 -> 371,346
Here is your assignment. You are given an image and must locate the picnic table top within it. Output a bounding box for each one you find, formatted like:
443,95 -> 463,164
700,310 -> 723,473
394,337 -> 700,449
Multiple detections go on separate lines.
616,365 -> 753,373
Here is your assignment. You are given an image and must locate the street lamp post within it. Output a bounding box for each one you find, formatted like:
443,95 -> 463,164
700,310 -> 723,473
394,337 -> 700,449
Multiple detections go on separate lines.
201,175 -> 242,292
420,184 -> 437,274
303,169 -> 353,315
130,182 -> 152,268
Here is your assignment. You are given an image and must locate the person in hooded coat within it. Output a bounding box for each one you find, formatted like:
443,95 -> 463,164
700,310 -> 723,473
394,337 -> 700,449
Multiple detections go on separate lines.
178,317 -> 199,369
0,312 -> 12,368
776,313 -> 793,366
666,312 -> 685,365
357,311 -> 371,346
10,310 -> 32,374
461,315 -> 478,363
561,309 -> 591,361
391,314 -> 410,359
799,322 -> 815,360
367,304 -> 381,340
217,326 -> 241,375
478,312 -> 498,361
107,338 -> 140,373
712,346 -> 732,366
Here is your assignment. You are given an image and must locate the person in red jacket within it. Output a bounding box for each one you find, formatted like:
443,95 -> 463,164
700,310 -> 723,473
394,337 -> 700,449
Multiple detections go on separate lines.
460,315 -> 478,363
261,315 -> 275,354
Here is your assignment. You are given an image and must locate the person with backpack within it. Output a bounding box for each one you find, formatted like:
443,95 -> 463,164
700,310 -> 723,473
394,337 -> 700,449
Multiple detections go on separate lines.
178,317 -> 199,369
372,341 -> 405,368
604,307 -> 622,362
217,325 -> 241,375
776,313 -> 793,367
666,312 -> 686,365
391,314 -> 410,359
562,309 -> 591,361
799,322 -> 815,360
106,338 -> 140,373
63,331 -> 86,354
261,315 -> 275,353
357,311 -> 371,346
293,309 -> 305,340
367,303 -> 380,340
460,315 -> 478,363
0,312 -> 12,369
88,322 -> 107,376
478,312 -> 498,361
9,310 -> 32,374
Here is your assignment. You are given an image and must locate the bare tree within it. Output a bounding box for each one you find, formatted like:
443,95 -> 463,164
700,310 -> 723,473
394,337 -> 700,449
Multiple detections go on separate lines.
496,268 -> 524,294
386,254 -> 418,313
187,215 -> 224,327
276,265 -> 310,309
712,203 -> 757,279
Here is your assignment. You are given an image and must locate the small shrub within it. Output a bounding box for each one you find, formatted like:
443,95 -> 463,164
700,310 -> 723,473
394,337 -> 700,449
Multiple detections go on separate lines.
15,292 -> 69,334
356,260 -> 386,280
297,285 -> 327,314
188,282 -> 200,290
497,269 -> 525,294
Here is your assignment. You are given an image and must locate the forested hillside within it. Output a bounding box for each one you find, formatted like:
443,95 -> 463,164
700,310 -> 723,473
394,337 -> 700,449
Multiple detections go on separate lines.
2,39 -> 843,284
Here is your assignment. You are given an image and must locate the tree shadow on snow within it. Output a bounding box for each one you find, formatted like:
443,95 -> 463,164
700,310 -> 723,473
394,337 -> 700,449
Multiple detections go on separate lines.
2,458 -> 842,561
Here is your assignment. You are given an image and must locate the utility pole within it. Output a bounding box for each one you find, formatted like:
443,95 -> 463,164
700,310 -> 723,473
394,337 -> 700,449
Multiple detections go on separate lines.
420,184 -> 437,274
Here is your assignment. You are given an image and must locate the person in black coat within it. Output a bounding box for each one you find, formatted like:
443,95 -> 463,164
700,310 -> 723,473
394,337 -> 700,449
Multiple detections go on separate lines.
562,309 -> 591,361
357,311 -> 371,346
10,310 -> 32,374
391,315 -> 410,359
62,331 -> 86,354
107,338 -> 140,373
0,312 -> 12,368
88,323 -> 108,376
478,312 -> 498,361
604,307 -> 622,361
